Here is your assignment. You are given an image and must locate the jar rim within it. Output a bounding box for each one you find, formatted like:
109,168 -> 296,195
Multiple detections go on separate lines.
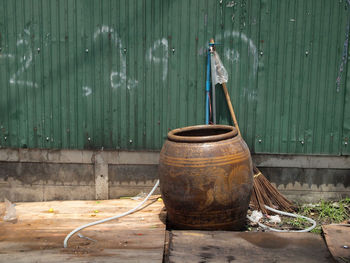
167,125 -> 238,143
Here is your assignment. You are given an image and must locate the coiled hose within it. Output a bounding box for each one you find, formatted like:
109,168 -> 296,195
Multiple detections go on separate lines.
246,205 -> 317,232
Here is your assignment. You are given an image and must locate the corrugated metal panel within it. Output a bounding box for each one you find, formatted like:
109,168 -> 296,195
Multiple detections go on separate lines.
214,0 -> 261,150
0,0 -> 348,154
254,0 -> 349,155
343,31 -> 350,155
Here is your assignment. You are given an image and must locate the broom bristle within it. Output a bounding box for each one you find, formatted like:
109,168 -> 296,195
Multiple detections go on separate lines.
250,167 -> 295,214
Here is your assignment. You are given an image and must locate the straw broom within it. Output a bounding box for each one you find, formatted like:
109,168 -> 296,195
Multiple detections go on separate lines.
221,83 -> 295,214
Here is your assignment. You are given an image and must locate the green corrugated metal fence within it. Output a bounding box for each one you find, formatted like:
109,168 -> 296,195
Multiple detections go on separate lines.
255,0 -> 349,155
0,0 -> 349,155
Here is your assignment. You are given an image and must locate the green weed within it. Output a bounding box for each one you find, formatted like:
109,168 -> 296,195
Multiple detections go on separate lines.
285,217 -> 308,229
317,200 -> 347,222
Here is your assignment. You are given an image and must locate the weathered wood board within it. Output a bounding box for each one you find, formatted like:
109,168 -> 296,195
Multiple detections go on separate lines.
322,224 -> 350,263
0,197 -> 166,262
168,231 -> 334,263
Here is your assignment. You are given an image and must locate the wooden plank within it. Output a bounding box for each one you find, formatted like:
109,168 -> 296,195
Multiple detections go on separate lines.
169,231 -> 334,263
322,224 -> 350,263
0,197 -> 166,262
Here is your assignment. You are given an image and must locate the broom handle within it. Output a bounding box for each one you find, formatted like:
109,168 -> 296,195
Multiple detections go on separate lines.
222,82 -> 263,177
222,83 -> 241,136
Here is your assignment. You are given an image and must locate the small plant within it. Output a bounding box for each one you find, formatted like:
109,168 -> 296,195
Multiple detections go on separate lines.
284,198 -> 350,234
297,199 -> 349,222
315,200 -> 349,223
300,205 -> 313,215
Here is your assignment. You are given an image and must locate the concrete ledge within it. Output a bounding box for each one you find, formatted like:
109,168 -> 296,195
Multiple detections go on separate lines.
0,148 -> 159,165
0,148 -> 348,202
253,154 -> 350,169
1,149 -> 348,169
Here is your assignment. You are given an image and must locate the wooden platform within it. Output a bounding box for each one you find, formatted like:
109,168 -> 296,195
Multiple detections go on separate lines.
168,231 -> 335,263
0,196 -> 166,262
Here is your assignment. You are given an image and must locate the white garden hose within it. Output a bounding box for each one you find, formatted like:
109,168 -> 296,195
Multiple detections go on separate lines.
63,179 -> 160,248
247,205 -> 317,232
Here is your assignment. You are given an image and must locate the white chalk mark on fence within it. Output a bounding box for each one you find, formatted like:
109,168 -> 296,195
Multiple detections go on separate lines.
224,48 -> 240,63
2,25 -> 170,90
82,86 -> 92,96
94,25 -> 137,90
110,71 -> 125,89
147,38 -> 169,81
224,31 -> 258,76
0,54 -> 14,59
93,26 -> 114,40
226,1 -> 235,7
8,31 -> 38,88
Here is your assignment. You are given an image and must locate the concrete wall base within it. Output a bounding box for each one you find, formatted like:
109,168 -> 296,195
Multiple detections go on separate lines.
0,148 -> 348,203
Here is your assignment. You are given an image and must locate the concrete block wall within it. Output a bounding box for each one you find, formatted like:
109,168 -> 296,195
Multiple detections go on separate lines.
0,149 -> 159,202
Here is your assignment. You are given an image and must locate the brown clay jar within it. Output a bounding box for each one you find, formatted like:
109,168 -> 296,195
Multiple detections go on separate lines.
159,125 -> 253,230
